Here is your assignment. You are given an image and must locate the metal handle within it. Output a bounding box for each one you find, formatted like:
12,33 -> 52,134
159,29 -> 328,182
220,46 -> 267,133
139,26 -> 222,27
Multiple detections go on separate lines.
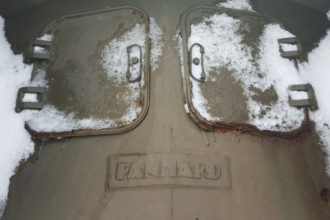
126,44 -> 143,83
15,87 -> 47,112
189,43 -> 206,83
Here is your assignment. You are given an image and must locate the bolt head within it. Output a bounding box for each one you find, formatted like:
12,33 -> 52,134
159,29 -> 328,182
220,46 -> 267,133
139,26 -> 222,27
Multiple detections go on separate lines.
192,58 -> 200,65
131,57 -> 139,65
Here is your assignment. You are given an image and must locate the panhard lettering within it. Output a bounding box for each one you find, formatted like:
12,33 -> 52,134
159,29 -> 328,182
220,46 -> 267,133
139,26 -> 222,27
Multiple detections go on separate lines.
108,153 -> 231,189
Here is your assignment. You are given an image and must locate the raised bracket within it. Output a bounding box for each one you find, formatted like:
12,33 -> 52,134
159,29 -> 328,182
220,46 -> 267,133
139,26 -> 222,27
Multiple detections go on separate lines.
288,83 -> 318,111
24,38 -> 52,64
15,87 -> 48,113
278,37 -> 302,60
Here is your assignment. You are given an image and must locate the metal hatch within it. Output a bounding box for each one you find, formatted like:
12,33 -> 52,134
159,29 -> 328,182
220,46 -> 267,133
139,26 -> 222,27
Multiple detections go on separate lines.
22,6 -> 150,139
179,6 -> 310,138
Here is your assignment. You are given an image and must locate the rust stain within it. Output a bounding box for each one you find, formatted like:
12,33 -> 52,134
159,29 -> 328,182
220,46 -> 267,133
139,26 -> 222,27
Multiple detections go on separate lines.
189,100 -> 311,140
320,188 -> 329,203
26,100 -> 310,140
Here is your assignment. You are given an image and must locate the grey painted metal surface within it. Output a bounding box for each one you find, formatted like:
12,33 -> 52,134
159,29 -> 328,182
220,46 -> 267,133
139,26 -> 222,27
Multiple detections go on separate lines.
291,0 -> 330,13
0,0 -> 49,17
1,1 -> 330,220
107,153 -> 231,190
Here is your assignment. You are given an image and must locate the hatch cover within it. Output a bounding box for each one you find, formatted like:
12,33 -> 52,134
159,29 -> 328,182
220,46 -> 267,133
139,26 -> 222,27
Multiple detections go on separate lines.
179,6 -> 310,138
24,6 -> 150,139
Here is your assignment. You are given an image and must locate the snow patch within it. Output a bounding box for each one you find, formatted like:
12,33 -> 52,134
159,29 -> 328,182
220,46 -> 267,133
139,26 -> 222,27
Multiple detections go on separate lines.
217,0 -> 255,12
327,10 -> 330,21
29,68 -> 48,87
280,43 -> 298,52
253,24 -> 306,130
188,14 -> 304,127
101,17 -> 163,76
25,105 -> 112,132
0,16 -> 34,217
98,22 -> 145,128
298,29 -> 330,174
37,34 -> 53,41
22,93 -> 38,102
289,91 -> 308,100
176,29 -> 218,120
101,23 -> 145,83
184,103 -> 189,114
33,46 -> 47,54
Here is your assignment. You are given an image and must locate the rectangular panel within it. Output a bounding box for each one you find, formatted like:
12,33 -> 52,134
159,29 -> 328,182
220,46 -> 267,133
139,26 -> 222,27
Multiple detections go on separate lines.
108,153 -> 231,189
